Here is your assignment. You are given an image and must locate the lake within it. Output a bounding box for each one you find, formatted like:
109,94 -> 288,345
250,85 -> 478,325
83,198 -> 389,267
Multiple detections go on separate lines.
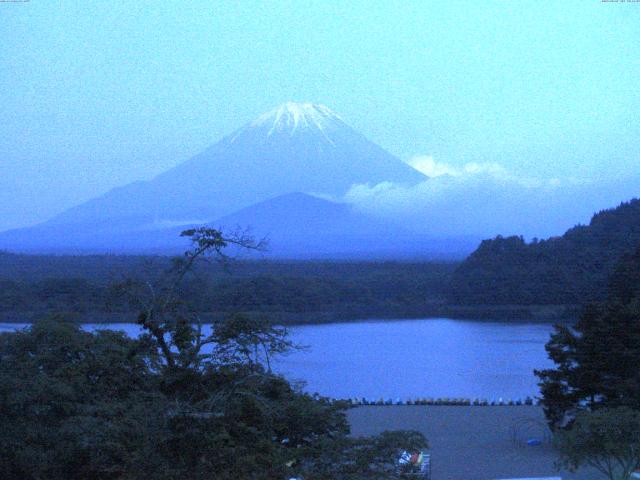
0,318 -> 555,401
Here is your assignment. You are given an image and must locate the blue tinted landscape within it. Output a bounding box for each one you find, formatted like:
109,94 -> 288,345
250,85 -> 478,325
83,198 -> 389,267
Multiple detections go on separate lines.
1,2 -> 639,479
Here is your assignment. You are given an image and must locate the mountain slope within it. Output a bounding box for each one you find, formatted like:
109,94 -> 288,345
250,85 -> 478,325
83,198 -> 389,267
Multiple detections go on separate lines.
450,198 -> 640,305
214,192 -> 398,237
0,103 -> 427,254
210,192 -> 423,258
144,192 -> 475,259
210,192 -> 479,259
47,102 -> 425,228
0,191 -> 478,259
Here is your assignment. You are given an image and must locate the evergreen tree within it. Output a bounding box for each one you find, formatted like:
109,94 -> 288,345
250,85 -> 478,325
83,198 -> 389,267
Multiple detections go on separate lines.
536,246 -> 640,429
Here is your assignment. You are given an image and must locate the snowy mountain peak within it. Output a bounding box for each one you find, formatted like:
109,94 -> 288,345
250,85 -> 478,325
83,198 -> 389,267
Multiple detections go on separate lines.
250,102 -> 343,137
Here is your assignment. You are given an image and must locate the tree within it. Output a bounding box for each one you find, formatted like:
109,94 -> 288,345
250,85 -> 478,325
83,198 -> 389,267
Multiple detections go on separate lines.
120,227 -> 428,479
114,227 -> 267,372
555,407 -> 640,480
535,246 -> 640,429
0,228 -> 428,479
0,316 -> 162,480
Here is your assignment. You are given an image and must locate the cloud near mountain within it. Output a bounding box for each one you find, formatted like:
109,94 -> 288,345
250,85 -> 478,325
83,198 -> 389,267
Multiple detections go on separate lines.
343,157 -> 640,239
406,156 -> 506,179
406,155 -> 566,186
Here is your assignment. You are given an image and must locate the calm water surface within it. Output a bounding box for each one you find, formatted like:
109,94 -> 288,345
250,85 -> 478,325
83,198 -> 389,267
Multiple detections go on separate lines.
0,319 -> 555,400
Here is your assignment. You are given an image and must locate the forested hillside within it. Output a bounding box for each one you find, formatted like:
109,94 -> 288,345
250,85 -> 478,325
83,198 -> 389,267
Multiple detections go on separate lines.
0,254 -> 456,323
450,198 -> 640,305
4,197 -> 640,321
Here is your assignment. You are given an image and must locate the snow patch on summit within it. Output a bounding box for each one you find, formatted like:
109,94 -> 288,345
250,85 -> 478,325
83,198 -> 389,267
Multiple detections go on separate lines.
250,102 -> 343,142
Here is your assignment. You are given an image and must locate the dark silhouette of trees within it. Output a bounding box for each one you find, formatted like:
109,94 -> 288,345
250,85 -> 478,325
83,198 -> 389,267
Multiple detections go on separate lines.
554,407 -> 640,480
0,251 -> 456,324
536,246 -> 640,429
0,228 -> 427,480
451,199 -> 640,306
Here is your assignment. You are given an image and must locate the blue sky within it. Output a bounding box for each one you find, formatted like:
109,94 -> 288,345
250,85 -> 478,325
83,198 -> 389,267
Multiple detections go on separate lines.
1,0 -> 639,231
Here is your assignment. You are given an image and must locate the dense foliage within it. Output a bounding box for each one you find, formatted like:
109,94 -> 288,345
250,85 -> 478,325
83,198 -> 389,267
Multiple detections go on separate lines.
0,253 -> 455,323
535,246 -> 640,429
450,198 -> 640,305
0,318 -> 162,479
0,228 -> 427,479
554,407 -> 640,480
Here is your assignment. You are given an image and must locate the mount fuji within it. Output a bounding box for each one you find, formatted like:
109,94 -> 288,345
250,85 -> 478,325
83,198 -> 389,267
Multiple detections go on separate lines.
0,103 -> 477,257
48,102 -> 425,227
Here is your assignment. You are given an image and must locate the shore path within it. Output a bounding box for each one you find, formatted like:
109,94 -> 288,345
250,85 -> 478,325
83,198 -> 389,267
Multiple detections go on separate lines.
347,406 -> 601,480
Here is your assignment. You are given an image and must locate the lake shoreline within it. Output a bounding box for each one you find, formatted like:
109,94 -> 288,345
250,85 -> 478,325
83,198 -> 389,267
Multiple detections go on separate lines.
2,318 -> 555,400
0,304 -> 579,326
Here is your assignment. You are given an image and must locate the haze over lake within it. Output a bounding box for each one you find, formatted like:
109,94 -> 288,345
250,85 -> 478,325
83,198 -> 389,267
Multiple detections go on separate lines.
0,318 -> 554,400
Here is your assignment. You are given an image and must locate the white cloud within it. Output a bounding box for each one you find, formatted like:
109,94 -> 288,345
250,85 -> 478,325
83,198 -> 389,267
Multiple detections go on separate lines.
406,156 -> 459,177
406,156 -> 514,180
345,156 -> 639,239
406,156 -> 547,186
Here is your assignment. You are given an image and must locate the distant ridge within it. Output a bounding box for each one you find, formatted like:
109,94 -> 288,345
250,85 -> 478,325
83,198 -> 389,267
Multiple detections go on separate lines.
0,192 -> 477,259
214,192 -> 398,238
208,192 -> 464,259
450,198 -> 640,305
